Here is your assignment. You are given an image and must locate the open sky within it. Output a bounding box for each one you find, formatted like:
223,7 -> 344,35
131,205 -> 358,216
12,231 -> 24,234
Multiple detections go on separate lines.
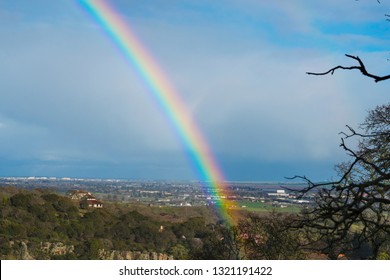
0,0 -> 389,181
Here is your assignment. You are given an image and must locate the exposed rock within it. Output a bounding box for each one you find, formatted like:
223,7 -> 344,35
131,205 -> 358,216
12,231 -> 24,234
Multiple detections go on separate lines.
5,240 -> 171,260
40,242 -> 74,256
98,249 -> 173,260
18,242 -> 34,260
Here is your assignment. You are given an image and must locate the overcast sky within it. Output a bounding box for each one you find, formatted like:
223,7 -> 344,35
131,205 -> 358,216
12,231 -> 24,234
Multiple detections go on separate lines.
0,0 -> 389,181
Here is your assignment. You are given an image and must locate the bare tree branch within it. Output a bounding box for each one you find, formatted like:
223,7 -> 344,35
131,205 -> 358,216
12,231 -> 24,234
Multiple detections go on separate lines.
307,54 -> 390,83
288,104 -> 390,259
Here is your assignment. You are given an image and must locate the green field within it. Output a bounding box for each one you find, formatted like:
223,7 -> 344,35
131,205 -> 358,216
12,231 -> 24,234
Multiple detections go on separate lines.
237,201 -> 302,213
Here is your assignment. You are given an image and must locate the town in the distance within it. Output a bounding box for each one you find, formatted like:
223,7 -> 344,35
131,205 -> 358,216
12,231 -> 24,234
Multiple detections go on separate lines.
0,176 -> 314,213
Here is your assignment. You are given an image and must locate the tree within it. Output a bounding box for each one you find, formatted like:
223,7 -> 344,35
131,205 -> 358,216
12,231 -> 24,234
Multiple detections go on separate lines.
167,244 -> 190,260
238,212 -> 306,259
297,1 -> 390,259
292,104 -> 390,259
10,193 -> 33,209
190,224 -> 242,260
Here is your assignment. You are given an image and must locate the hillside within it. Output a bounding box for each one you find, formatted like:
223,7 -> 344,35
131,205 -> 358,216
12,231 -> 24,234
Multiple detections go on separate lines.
0,187 -> 224,259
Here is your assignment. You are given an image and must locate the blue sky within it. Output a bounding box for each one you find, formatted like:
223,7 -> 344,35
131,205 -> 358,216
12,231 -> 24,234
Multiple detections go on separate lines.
0,0 -> 389,181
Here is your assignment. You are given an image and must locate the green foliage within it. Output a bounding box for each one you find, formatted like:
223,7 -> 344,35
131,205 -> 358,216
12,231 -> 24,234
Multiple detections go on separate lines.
172,217 -> 206,239
0,219 -> 27,239
10,193 -> 33,209
377,252 -> 390,260
0,237 -> 12,256
0,194 -> 10,207
78,239 -> 104,259
42,194 -> 79,219
168,244 -> 189,260
29,204 -> 57,223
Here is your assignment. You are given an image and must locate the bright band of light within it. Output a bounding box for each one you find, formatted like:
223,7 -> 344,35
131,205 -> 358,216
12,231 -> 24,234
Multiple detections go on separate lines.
79,0 -> 238,224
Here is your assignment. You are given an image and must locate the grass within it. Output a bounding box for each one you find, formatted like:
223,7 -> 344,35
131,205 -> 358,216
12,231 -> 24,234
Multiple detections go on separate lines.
103,201 -> 218,224
102,199 -> 302,226
237,201 -> 302,214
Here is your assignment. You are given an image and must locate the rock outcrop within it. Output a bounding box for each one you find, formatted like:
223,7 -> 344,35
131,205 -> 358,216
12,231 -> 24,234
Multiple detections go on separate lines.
98,249 -> 173,260
4,240 -> 172,260
18,241 -> 34,260
40,242 -> 74,256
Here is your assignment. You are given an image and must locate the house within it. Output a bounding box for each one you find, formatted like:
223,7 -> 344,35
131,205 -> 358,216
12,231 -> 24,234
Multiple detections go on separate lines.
82,194 -> 97,201
68,190 -> 92,200
80,197 -> 104,209
68,190 -> 104,209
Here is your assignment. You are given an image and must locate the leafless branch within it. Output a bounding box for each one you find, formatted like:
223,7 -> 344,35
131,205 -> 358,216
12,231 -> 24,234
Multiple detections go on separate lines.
287,104 -> 390,259
307,54 -> 390,83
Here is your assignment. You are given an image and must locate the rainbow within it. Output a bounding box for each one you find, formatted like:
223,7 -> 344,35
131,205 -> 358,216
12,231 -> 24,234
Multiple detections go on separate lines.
79,0 -> 237,224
